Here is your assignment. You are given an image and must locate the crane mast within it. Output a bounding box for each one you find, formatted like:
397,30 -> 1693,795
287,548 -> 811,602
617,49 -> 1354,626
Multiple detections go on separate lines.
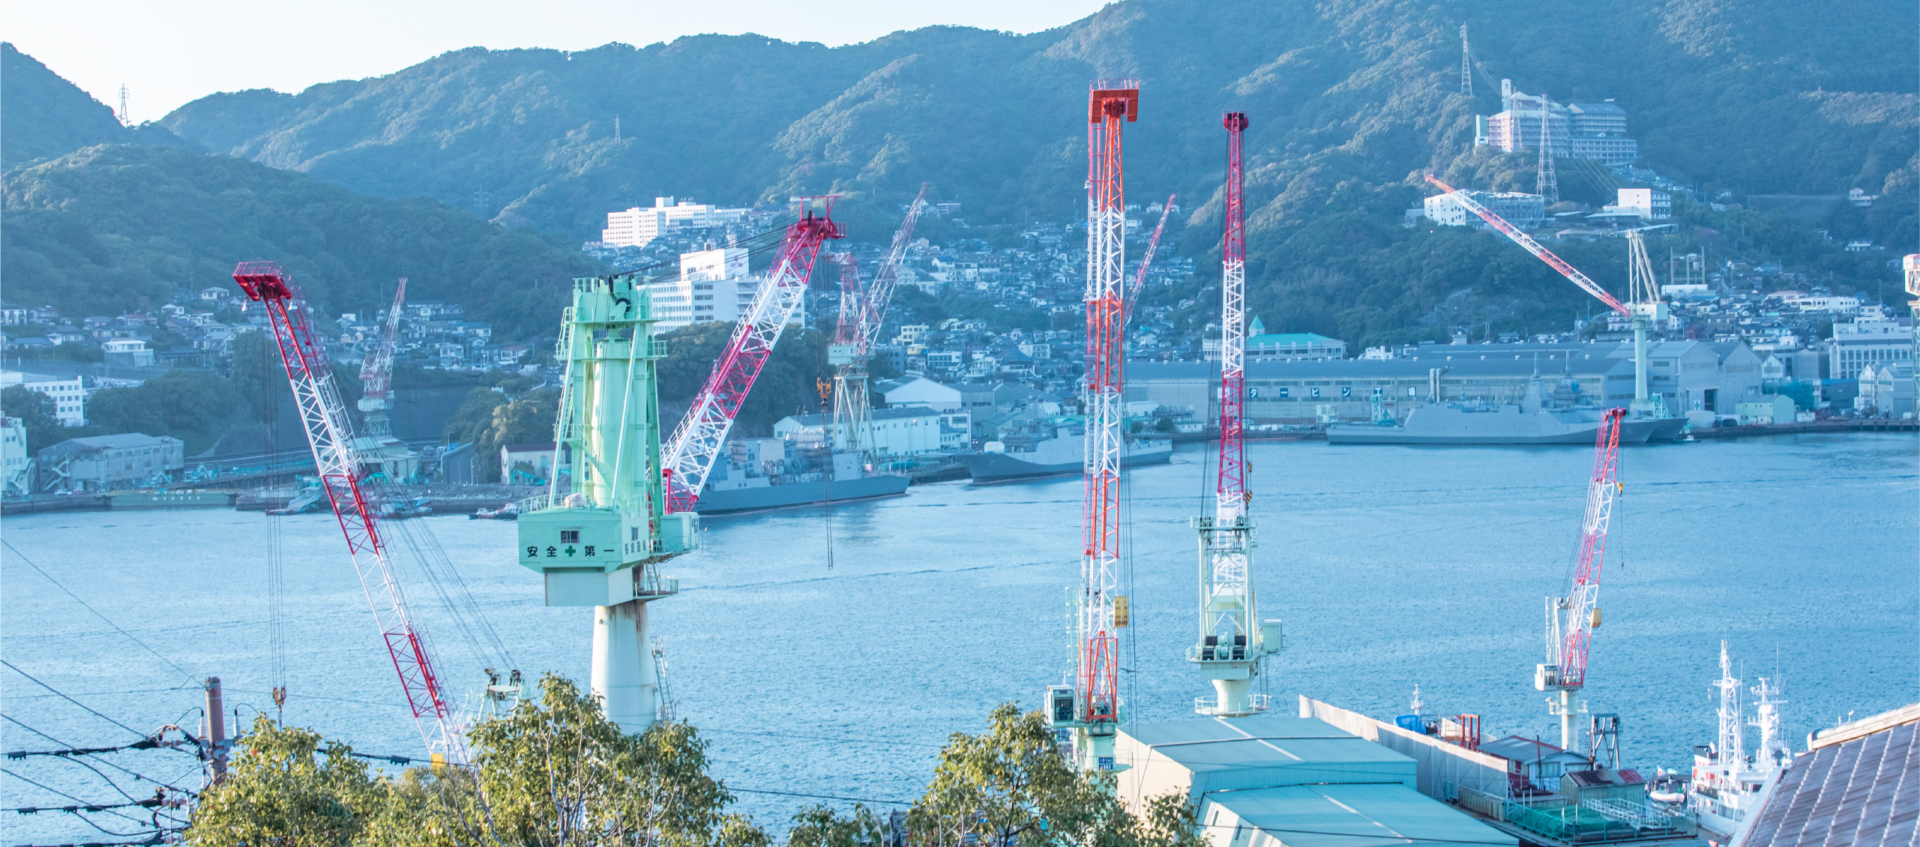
828,187 -> 928,456
1044,80 -> 1136,773
357,278 -> 407,439
1190,112 -> 1280,717
662,202 -> 844,512
1535,407 -> 1624,751
518,273 -> 696,733
1425,175 -> 1671,419
231,262 -> 462,759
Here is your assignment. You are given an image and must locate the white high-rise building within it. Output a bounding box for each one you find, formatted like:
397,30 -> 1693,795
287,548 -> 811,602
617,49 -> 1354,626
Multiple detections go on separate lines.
601,197 -> 748,249
2,374 -> 86,426
649,247 -> 804,333
1830,316 -> 1914,380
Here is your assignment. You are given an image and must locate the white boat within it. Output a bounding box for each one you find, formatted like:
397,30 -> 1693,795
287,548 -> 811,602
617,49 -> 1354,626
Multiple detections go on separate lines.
1686,641 -> 1793,841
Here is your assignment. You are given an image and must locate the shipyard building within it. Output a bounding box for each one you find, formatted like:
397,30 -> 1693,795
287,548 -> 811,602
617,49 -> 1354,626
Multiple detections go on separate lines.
1128,341 -> 1765,424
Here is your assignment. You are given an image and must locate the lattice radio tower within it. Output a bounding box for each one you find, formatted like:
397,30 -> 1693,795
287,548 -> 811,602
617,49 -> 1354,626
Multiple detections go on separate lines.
1537,92 -> 1559,205
1460,26 -> 1473,97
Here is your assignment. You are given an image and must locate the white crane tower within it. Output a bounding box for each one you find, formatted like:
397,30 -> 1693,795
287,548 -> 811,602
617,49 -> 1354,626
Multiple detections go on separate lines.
1190,111 -> 1281,717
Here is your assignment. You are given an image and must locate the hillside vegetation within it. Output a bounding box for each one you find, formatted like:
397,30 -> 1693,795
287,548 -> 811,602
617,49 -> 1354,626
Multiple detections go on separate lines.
1,145 -> 603,336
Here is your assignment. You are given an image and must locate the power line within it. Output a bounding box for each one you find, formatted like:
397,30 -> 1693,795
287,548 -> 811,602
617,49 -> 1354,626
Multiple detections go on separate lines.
1,717 -> 198,795
2,540 -> 199,687
1,662 -> 146,739
0,768 -> 156,832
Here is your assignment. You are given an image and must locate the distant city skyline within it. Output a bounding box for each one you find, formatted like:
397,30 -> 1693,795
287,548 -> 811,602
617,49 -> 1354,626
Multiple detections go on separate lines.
11,0 -> 1112,122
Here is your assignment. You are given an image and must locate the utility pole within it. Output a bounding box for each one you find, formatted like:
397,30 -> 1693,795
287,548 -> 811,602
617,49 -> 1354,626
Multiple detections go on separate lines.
204,677 -> 228,786
118,85 -> 129,127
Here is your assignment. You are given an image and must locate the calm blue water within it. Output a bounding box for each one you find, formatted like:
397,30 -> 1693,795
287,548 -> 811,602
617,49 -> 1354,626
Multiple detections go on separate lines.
4,434 -> 1915,841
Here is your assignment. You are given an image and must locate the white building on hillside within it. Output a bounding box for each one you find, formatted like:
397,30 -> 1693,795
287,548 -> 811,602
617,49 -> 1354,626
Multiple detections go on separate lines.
602,197 -> 749,249
649,247 -> 798,332
1425,190 -> 1545,231
3,374 -> 86,426
1613,188 -> 1670,221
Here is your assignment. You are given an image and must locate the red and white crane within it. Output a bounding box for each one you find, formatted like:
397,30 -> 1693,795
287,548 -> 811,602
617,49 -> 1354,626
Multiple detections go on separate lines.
1536,407 -> 1625,752
829,186 -> 928,455
1423,175 -> 1669,418
662,201 -> 844,512
1043,80 -> 1136,772
357,278 -> 407,439
232,262 -> 462,760
1189,112 -> 1280,716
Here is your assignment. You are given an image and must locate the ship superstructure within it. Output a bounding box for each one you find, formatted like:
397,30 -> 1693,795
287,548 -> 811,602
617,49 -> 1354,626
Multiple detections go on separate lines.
1688,641 -> 1793,840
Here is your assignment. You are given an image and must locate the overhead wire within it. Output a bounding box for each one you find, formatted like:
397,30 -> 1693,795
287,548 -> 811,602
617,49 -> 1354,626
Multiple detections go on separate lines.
1,662 -> 146,740
0,541 -> 199,688
1,717 -> 198,795
0,768 -> 158,832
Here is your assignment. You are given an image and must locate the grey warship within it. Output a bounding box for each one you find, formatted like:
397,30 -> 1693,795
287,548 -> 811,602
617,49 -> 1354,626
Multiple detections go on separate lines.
1327,372 -> 1686,445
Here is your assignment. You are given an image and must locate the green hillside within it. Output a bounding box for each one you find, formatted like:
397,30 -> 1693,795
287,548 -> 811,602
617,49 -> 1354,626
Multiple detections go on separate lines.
1,42 -> 130,168
1,145 -> 603,336
154,0 -> 1915,248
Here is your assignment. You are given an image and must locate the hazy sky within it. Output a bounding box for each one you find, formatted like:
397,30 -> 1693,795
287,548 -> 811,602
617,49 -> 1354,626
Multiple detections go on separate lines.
9,0 -> 1112,121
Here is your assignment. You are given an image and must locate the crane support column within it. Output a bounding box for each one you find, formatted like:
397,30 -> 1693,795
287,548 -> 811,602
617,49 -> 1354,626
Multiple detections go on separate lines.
519,275 -> 695,734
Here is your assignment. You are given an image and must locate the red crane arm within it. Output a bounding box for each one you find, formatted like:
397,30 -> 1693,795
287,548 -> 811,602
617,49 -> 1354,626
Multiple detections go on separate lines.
1425,175 -> 1628,316
231,262 -> 458,758
1123,194 -> 1176,327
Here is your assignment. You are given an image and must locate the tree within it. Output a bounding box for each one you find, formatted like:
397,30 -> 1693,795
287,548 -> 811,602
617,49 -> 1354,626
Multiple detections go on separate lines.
904,704 -> 1206,847
188,675 -> 767,847
1,385 -> 62,451
187,717 -> 386,847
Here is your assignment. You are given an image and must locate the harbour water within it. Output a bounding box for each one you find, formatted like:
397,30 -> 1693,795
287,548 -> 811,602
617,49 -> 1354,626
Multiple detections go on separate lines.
3,434 -> 1914,836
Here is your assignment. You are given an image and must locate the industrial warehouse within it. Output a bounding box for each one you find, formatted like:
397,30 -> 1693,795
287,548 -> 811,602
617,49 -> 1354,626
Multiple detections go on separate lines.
1130,340 -> 1767,426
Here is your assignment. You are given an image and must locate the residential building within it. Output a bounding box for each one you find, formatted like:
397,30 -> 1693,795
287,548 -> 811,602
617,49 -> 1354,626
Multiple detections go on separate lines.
35,433 -> 183,492
0,306 -> 25,326
102,338 -> 155,368
1613,188 -> 1670,221
773,407 -> 946,456
1736,395 -> 1797,424
1830,315 -> 1913,379
601,197 -> 748,249
1425,190 -> 1545,231
2,416 -> 27,496
1858,362 -> 1916,415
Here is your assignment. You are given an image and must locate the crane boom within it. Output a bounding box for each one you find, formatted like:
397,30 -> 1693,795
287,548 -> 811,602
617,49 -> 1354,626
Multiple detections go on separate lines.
663,204 -> 844,512
1123,195 -> 1175,327
1535,407 -> 1624,751
1425,175 -> 1627,316
232,262 -> 460,759
856,185 -> 929,357
357,278 -> 407,438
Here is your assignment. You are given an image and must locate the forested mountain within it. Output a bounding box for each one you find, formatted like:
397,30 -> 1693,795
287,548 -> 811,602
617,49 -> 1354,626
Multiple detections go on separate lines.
154,0 -> 1915,251
1,145 -> 602,336
1,43 -> 133,168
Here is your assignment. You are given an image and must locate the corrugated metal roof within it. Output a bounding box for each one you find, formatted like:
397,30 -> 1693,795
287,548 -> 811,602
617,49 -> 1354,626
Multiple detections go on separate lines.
1208,783 -> 1516,847
1740,719 -> 1919,846
1125,716 -> 1412,780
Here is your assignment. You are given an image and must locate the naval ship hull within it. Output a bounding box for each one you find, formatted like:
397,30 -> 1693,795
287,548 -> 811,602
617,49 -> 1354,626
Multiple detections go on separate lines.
963,440 -> 1173,483
1327,409 -> 1686,445
696,473 -> 910,515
